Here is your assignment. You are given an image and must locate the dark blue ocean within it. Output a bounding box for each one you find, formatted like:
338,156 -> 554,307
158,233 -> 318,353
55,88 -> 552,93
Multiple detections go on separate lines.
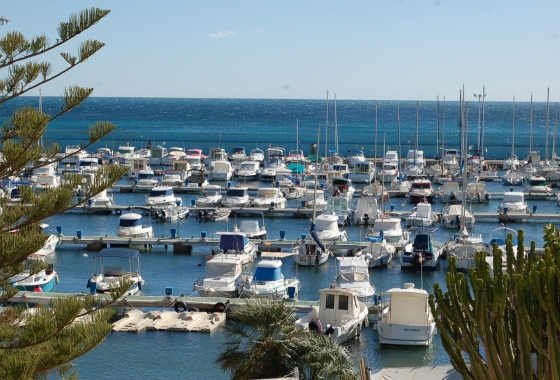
3,97 -> 557,379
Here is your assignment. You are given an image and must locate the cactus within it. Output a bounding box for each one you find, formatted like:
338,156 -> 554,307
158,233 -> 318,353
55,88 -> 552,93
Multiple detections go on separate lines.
430,225 -> 560,379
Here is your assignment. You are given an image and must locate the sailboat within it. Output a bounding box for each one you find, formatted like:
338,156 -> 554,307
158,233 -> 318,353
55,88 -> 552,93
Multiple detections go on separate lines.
295,124 -> 330,267
402,102 -> 425,177
503,96 -> 524,185
387,105 -> 411,195
520,94 -> 539,176
425,96 -> 446,178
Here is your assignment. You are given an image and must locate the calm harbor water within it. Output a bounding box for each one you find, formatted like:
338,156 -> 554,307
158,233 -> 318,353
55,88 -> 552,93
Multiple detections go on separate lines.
4,97 -> 554,378
43,176 -> 554,379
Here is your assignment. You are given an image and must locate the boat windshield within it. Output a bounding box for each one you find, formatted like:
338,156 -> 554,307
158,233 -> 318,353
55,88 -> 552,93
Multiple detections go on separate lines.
254,266 -> 281,281
205,262 -> 241,277
150,189 -> 172,197
119,218 -> 142,227
529,179 -> 547,186
240,162 -> 257,170
226,189 -> 247,197
138,173 -> 154,179
232,147 -> 245,154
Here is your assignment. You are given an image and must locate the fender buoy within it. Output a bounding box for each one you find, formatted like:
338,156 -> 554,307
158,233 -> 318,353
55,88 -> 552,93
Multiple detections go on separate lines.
186,307 -> 199,312
212,302 -> 227,313
115,208 -> 122,215
174,301 -> 187,313
309,318 -> 322,334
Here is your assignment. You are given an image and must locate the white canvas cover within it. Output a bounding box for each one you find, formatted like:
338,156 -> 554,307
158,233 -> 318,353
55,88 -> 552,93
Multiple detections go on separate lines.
503,192 -> 524,202
372,365 -> 461,380
204,261 -> 241,278
388,293 -> 428,325
416,203 -> 431,218
240,220 -> 260,234
443,205 -> 463,217
315,214 -> 338,231
337,257 -> 369,282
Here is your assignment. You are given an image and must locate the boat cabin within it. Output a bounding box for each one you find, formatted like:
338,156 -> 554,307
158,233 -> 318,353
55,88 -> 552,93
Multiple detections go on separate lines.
226,187 -> 249,198
219,233 -> 250,253
118,213 -> 144,228
253,260 -> 282,282
149,187 -> 174,198
318,288 -> 360,328
412,232 -> 435,259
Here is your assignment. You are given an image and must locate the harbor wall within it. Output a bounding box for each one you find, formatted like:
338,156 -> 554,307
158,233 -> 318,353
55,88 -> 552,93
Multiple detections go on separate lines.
44,130 -> 553,160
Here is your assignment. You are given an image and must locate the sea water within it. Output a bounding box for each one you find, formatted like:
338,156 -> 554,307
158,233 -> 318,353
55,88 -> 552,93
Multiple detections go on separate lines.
1,97 -> 555,378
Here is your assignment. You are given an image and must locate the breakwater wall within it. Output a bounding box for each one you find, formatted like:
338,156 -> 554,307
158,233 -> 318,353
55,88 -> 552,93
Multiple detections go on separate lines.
44,130 -> 555,160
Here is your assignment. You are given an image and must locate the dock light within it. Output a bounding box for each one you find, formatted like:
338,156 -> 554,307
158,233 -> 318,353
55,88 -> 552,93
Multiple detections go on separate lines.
390,204 -> 395,211
170,229 -> 177,238
201,231 -> 207,239
280,231 -> 286,240
191,199 -> 196,206
503,207 -> 509,214
301,200 -> 306,208
301,233 -> 307,240
76,230 -> 82,239
165,287 -> 173,297
532,205 -> 537,214
56,226 -> 62,235
270,202 -> 275,209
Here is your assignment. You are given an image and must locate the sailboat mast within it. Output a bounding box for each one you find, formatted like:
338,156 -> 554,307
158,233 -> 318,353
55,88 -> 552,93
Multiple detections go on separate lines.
481,86 -> 486,156
325,91 -> 329,158
530,93 -> 533,152
415,101 -> 419,159
511,96 -> 515,158
334,93 -> 338,154
313,124 -> 321,224
39,89 -> 43,147
442,97 -> 446,156
436,96 -> 440,160
374,102 -> 378,161
397,105 -> 402,171
554,103 -> 558,158
461,100 -> 468,234
546,87 -> 550,161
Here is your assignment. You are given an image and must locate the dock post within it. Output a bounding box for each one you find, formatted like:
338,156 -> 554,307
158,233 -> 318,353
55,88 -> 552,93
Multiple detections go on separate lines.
173,242 -> 192,254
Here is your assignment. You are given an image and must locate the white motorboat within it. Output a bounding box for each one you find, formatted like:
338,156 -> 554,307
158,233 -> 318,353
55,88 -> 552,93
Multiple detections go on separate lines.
439,180 -> 462,203
161,169 -> 188,187
351,197 -> 379,225
127,157 -> 151,179
249,148 -> 265,165
401,228 -> 443,270
208,160 -> 233,181
146,186 -> 182,207
31,173 -> 61,191
465,181 -> 491,203
231,210 -> 267,240
241,258 -> 300,299
524,175 -> 553,199
347,161 -> 375,184
116,213 -> 153,238
329,178 -> 355,201
498,191 -> 528,214
295,288 -> 368,345
29,161 -> 57,183
332,257 -> 375,302
60,145 -> 88,165
378,162 -> 399,184
10,253 -> 58,292
148,145 -> 167,166
445,232 -> 485,273
404,150 -> 425,173
405,202 -> 436,228
212,232 -> 257,263
204,148 -> 228,166
136,169 -> 159,188
114,144 -> 136,162
86,248 -> 145,296
251,187 -> 287,209
155,204 -> 189,222
368,216 -> 408,246
484,226 -> 521,276
90,189 -> 114,207
230,147 -> 247,162
304,189 -> 327,210
408,179 -> 435,204
193,255 -> 251,298
260,158 -> 286,182
196,208 -> 231,222
76,157 -> 100,173
279,183 -> 305,200
324,197 -> 351,227
387,178 -> 411,198
441,205 -> 475,229
196,185 -> 223,207
286,149 -> 306,164
237,161 -> 261,181
376,283 -> 437,346
221,186 -> 250,208
160,150 -> 187,167
346,149 -> 365,168
356,237 -> 395,268
314,212 -> 348,247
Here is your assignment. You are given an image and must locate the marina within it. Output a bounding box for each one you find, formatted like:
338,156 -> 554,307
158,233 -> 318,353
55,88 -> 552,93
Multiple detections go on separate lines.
4,97 -> 560,379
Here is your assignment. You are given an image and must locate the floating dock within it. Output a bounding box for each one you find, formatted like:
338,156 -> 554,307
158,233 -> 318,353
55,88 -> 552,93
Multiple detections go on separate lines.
112,309 -> 226,333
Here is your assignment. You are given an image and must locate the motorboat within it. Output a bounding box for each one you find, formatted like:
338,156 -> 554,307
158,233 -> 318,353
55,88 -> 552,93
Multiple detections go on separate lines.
484,226 -> 521,276
361,181 -> 389,202
356,237 -> 395,268
116,213 -> 153,238
387,178 -> 411,198
441,205 -> 475,229
402,150 -> 425,177
212,232 -> 257,263
347,161 -> 375,184
304,189 -> 327,210
332,257 -> 375,302
231,211 -> 267,239
30,161 -> 57,183
401,228 -> 443,270
241,258 -> 300,299
148,145 -> 167,166
90,189 -> 114,207
136,169 -> 159,188
161,150 -> 187,167
196,208 -> 230,221
154,204 -> 189,222
60,145 -> 88,165
249,148 -> 265,165
367,217 -> 408,246
208,160 -> 233,181
184,155 -> 204,172
524,175 -> 553,199
503,153 -> 520,171
351,197 -> 379,225
346,149 -> 365,168
193,255 -> 251,298
329,178 -> 355,201
186,148 -> 205,161
261,157 -> 287,182
498,191 -> 528,214
445,232 -> 485,273
146,186 -> 182,207
465,181 -> 491,203
439,180 -> 462,204
425,163 -> 445,177
196,185 -> 223,207
476,162 -> 500,181
275,174 -> 305,199
405,202 -> 436,228
86,248 -> 145,296
114,144 -> 136,164
314,212 -> 348,248
408,179 -> 435,204
295,230 -> 330,267
204,148 -> 228,166
161,170 -> 188,187
251,187 -> 287,209
31,173 -> 61,191
10,254 -> 58,292
442,149 -> 460,171
237,161 -> 261,181
286,149 -> 306,163
221,186 -> 250,208
376,283 -> 436,346
295,288 -> 368,345
126,157 -> 150,179
230,147 -> 247,162
76,157 -> 100,173
378,162 -> 399,183
324,197 -> 351,227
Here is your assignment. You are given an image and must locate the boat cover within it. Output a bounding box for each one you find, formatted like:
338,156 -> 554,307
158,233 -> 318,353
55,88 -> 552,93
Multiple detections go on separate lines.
371,365 -> 461,380
95,248 -> 140,259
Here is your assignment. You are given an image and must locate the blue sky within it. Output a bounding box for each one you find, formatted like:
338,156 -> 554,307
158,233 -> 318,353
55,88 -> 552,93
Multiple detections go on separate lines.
2,1 -> 559,101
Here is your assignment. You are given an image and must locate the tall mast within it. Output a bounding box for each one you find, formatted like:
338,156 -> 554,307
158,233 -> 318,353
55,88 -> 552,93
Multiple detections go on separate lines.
313,124 -> 321,224
546,87 -> 550,160
415,101 -> 419,165
554,103 -> 558,159
511,96 -> 515,159
39,89 -> 43,147
334,93 -> 338,154
436,96 -> 440,160
530,93 -> 533,152
325,91 -> 329,158
461,100 -> 468,236
397,104 -> 401,171
442,96 -> 446,156
374,102 -> 378,161
481,85 -> 486,156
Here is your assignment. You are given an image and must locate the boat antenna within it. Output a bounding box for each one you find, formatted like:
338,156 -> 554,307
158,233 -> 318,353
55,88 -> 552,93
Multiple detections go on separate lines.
481,85 -> 486,156
554,103 -> 558,159
511,96 -> 516,167
397,104 -> 401,173
436,96 -> 439,161
334,93 -> 339,154
529,93 -> 533,153
442,96 -> 446,160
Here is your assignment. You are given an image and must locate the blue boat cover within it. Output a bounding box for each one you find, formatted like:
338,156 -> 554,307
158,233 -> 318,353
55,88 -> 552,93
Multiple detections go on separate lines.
254,266 -> 282,281
95,248 -> 140,259
367,236 -> 383,243
310,223 -> 326,251
220,234 -> 249,251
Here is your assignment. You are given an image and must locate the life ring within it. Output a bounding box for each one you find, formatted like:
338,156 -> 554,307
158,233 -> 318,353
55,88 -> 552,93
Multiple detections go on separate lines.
308,318 -> 322,334
174,301 -> 187,313
186,307 -> 199,312
212,302 -> 227,313
115,208 -> 122,215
